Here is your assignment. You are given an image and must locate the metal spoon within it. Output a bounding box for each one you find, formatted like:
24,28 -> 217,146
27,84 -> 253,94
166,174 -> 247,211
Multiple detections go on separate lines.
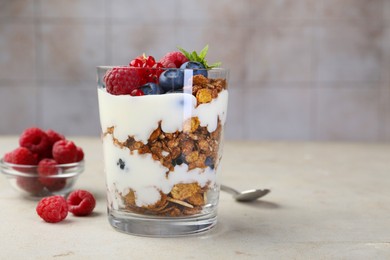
220,184 -> 270,202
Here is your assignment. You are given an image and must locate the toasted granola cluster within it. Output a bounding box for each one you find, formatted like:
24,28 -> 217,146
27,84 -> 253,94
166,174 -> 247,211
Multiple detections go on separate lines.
104,75 -> 227,217
192,75 -> 226,105
122,183 -> 208,216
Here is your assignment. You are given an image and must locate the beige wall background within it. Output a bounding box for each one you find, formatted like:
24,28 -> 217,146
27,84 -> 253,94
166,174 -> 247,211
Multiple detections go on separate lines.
0,0 -> 389,142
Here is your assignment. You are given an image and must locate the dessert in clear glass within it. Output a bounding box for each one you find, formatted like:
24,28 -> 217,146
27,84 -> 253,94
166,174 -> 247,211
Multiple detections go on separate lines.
97,46 -> 228,236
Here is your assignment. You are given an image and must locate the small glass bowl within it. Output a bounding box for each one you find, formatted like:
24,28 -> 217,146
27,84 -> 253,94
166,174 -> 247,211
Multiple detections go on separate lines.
0,158 -> 84,198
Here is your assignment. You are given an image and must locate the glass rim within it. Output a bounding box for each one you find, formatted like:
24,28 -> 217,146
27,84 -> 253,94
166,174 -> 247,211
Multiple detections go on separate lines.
0,159 -> 84,178
0,158 -> 85,169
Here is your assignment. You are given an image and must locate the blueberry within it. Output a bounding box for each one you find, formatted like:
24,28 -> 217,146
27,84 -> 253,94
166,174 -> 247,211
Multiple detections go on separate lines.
159,69 -> 184,92
140,82 -> 164,95
117,158 -> 126,170
180,61 -> 208,78
205,156 -> 214,169
172,154 -> 186,167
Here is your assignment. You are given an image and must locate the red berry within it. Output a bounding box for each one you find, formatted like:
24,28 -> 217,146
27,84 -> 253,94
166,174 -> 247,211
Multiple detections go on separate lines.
67,190 -> 96,216
39,148 -> 53,160
19,127 -> 51,156
6,147 -> 38,165
36,195 -> 68,223
4,151 -> 13,163
159,51 -> 189,68
46,129 -> 65,145
46,179 -> 66,192
76,147 -> 84,162
52,140 -> 78,164
38,159 -> 59,186
104,67 -> 142,95
130,89 -> 144,96
16,177 -> 44,194
5,147 -> 40,191
129,55 -> 163,84
130,55 -> 161,68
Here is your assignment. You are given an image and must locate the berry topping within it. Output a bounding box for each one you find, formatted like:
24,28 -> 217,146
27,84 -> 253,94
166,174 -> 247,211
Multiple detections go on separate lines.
130,54 -> 159,68
104,67 -> 142,95
159,69 -> 184,92
19,127 -> 51,156
130,54 -> 163,85
102,45 -> 222,96
67,190 -> 96,216
52,140 -> 78,164
178,45 -> 221,69
158,51 -> 189,68
36,195 -> 68,223
5,147 -> 38,165
180,61 -> 208,77
130,89 -> 144,96
37,158 -> 59,186
140,82 -> 164,95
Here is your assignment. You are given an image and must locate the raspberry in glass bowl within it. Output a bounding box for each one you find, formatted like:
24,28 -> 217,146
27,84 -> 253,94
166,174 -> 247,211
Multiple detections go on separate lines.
0,158 -> 84,198
0,127 -> 85,199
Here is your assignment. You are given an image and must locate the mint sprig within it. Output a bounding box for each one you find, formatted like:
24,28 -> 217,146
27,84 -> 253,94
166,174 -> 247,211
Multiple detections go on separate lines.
177,45 -> 221,69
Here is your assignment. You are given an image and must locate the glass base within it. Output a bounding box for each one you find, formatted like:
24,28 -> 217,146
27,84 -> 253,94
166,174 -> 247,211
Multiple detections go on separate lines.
108,210 -> 217,237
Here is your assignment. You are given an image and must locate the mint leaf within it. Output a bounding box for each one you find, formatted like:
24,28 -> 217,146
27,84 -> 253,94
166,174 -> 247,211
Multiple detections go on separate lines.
199,45 -> 208,59
177,45 -> 221,69
177,46 -> 191,59
191,51 -> 197,60
209,62 -> 221,68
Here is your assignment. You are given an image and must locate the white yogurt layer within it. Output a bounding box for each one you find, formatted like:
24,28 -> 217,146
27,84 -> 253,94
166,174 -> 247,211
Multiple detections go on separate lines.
98,88 -> 228,208
98,88 -> 228,144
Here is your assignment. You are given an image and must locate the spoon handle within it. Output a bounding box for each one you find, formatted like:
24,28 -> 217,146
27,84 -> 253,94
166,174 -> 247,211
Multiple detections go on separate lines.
220,184 -> 239,195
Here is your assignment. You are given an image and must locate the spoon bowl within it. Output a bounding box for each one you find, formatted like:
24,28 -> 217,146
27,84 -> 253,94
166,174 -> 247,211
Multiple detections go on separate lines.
220,184 -> 270,202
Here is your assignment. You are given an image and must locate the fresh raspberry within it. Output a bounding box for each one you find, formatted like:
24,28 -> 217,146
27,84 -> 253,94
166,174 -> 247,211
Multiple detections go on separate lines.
46,129 -> 65,145
16,177 -> 44,194
38,148 -> 53,160
3,151 -> 13,163
104,67 -> 142,95
52,140 -> 78,164
5,147 -> 40,191
159,51 -> 189,68
6,147 -> 38,165
67,190 -> 96,216
19,127 -> 51,156
36,195 -> 68,223
38,157 -> 67,192
46,179 -> 66,192
76,147 -> 84,162
129,55 -> 163,84
38,159 -> 59,186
